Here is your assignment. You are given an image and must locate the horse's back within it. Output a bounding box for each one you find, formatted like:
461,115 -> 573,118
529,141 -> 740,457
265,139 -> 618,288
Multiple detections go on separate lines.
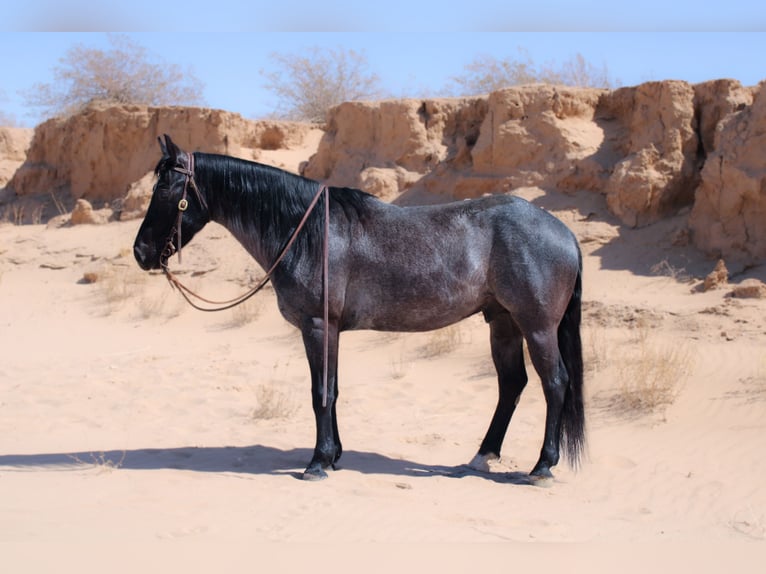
337,193 -> 579,332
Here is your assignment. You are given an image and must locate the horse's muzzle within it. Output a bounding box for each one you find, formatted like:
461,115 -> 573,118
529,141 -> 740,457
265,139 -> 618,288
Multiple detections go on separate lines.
133,240 -> 160,271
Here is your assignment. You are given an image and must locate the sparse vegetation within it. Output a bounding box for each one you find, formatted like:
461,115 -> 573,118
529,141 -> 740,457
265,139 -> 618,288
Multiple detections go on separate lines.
22,34 -> 204,120
650,258 -> 692,283
225,298 -> 263,328
446,48 -> 618,96
390,347 -> 412,380
612,326 -> 693,416
261,47 -> 385,122
251,384 -> 295,420
94,263 -> 147,312
419,324 -> 466,358
583,326 -> 610,376
67,450 -> 126,472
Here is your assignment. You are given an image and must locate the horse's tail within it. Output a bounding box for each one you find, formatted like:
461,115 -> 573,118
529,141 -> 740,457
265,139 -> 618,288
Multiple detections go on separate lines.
558,251 -> 585,469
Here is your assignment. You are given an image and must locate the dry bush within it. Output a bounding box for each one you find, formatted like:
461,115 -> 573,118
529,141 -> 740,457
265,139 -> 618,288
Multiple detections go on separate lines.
136,290 -> 183,321
90,260 -> 182,320
251,385 -> 295,420
224,298 -> 263,328
650,258 -> 692,283
390,347 -> 412,380
446,49 -> 617,96
261,47 -> 384,122
23,34 -> 204,120
94,262 -> 148,313
583,325 -> 610,376
611,328 -> 693,416
67,450 -> 126,472
419,324 -> 465,358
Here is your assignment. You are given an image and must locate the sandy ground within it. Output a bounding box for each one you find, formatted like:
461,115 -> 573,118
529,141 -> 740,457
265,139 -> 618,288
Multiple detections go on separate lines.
1,142 -> 765,570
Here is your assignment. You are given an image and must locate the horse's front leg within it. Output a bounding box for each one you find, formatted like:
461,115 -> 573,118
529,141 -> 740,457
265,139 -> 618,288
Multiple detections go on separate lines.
301,318 -> 341,481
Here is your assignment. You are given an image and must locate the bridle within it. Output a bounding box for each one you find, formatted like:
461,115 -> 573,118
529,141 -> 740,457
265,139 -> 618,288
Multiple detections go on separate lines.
161,152 -> 208,267
159,153 -> 332,407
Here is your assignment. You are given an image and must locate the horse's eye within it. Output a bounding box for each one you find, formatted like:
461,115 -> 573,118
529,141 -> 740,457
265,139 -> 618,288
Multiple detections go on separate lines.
153,181 -> 173,201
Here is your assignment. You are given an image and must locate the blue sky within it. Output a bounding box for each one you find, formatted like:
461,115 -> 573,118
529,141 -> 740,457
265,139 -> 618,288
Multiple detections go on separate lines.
1,7 -> 765,127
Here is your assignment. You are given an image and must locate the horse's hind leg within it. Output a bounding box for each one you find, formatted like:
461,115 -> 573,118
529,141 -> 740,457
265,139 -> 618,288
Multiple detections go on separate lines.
525,329 -> 569,480
469,312 -> 527,472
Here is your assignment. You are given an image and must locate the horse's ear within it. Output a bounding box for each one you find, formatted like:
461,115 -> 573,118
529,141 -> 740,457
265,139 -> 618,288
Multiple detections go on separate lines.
158,135 -> 169,158
160,134 -> 182,163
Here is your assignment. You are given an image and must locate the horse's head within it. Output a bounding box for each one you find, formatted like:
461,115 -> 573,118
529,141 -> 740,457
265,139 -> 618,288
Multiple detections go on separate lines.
133,134 -> 209,271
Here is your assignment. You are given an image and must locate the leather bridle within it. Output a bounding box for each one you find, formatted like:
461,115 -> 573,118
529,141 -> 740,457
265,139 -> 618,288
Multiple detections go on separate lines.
161,152 -> 208,267
159,155 -> 332,406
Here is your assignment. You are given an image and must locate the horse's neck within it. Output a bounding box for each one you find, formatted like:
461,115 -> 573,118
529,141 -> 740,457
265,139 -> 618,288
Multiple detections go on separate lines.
207,174 -> 309,271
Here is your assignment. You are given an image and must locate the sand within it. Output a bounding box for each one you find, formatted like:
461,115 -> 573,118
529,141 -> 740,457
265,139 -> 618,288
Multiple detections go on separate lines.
1,143 -> 764,570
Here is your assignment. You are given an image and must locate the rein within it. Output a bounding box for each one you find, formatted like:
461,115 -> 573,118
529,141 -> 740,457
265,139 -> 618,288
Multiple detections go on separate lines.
161,158 -> 331,407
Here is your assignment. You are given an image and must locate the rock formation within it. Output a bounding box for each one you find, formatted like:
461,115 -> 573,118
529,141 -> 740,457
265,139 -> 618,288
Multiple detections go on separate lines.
689,82 -> 765,264
4,102 -> 315,220
0,127 -> 33,187
2,79 -> 765,264
304,80 -> 764,264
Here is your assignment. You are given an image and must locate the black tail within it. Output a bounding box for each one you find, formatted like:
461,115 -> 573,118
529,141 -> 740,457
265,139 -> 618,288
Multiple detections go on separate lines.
557,256 -> 585,469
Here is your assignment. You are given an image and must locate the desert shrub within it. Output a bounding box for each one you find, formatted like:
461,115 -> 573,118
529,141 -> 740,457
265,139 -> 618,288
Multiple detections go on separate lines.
612,328 -> 693,416
446,49 -> 617,96
419,324 -> 465,358
22,34 -> 204,120
261,46 -> 384,122
251,384 -> 295,420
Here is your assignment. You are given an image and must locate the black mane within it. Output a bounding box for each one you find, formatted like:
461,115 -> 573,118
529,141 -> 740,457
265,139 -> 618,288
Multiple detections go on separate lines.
191,152 -> 378,268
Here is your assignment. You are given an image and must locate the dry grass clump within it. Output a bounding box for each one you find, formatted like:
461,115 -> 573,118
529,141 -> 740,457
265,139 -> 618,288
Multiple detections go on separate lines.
86,259 -> 183,319
583,325 -> 609,376
251,384 -> 295,420
729,356 -> 766,403
390,348 -> 412,380
650,258 -> 692,283
67,450 -> 127,472
612,326 -> 693,416
93,262 -> 148,311
224,298 -> 263,328
419,324 -> 465,358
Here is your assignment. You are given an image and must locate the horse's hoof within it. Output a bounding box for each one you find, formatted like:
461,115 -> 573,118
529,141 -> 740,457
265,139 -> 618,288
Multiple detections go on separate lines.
467,453 -> 498,473
528,471 -> 555,488
302,468 -> 328,481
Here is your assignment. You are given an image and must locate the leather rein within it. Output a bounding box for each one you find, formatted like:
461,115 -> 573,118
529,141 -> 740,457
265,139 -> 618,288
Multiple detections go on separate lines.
160,154 -> 331,407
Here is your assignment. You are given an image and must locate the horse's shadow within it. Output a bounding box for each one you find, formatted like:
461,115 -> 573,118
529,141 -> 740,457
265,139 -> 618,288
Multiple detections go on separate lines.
0,445 -> 536,485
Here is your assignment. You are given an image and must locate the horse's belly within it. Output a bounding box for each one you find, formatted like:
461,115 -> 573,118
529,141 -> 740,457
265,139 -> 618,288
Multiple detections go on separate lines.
343,279 -> 488,332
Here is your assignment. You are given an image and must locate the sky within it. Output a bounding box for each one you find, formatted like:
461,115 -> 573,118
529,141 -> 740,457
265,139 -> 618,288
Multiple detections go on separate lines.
1,3 -> 765,127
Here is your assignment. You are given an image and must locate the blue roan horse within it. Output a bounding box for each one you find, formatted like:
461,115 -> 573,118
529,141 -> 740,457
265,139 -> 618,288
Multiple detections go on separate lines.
134,135 -> 585,482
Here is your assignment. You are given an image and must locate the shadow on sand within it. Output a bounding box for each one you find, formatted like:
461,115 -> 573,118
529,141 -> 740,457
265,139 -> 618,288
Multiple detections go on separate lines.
0,444 -> 537,486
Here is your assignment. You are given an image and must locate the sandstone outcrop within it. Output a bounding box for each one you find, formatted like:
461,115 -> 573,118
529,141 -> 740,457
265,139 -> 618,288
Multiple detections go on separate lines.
0,127 -> 33,187
70,198 -> 110,225
703,259 -> 729,292
304,80 -> 764,263
5,102 -> 315,216
3,79 -> 766,265
690,82 -> 765,264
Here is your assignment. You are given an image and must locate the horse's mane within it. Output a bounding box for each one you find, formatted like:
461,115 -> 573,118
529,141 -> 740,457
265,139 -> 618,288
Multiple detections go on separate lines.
189,152 -> 378,267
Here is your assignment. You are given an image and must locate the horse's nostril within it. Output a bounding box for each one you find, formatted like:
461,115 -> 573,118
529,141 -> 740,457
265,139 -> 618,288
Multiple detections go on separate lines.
133,242 -> 153,270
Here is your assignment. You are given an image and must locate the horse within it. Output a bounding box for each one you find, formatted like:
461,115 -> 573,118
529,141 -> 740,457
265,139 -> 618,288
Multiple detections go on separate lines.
133,134 -> 585,482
